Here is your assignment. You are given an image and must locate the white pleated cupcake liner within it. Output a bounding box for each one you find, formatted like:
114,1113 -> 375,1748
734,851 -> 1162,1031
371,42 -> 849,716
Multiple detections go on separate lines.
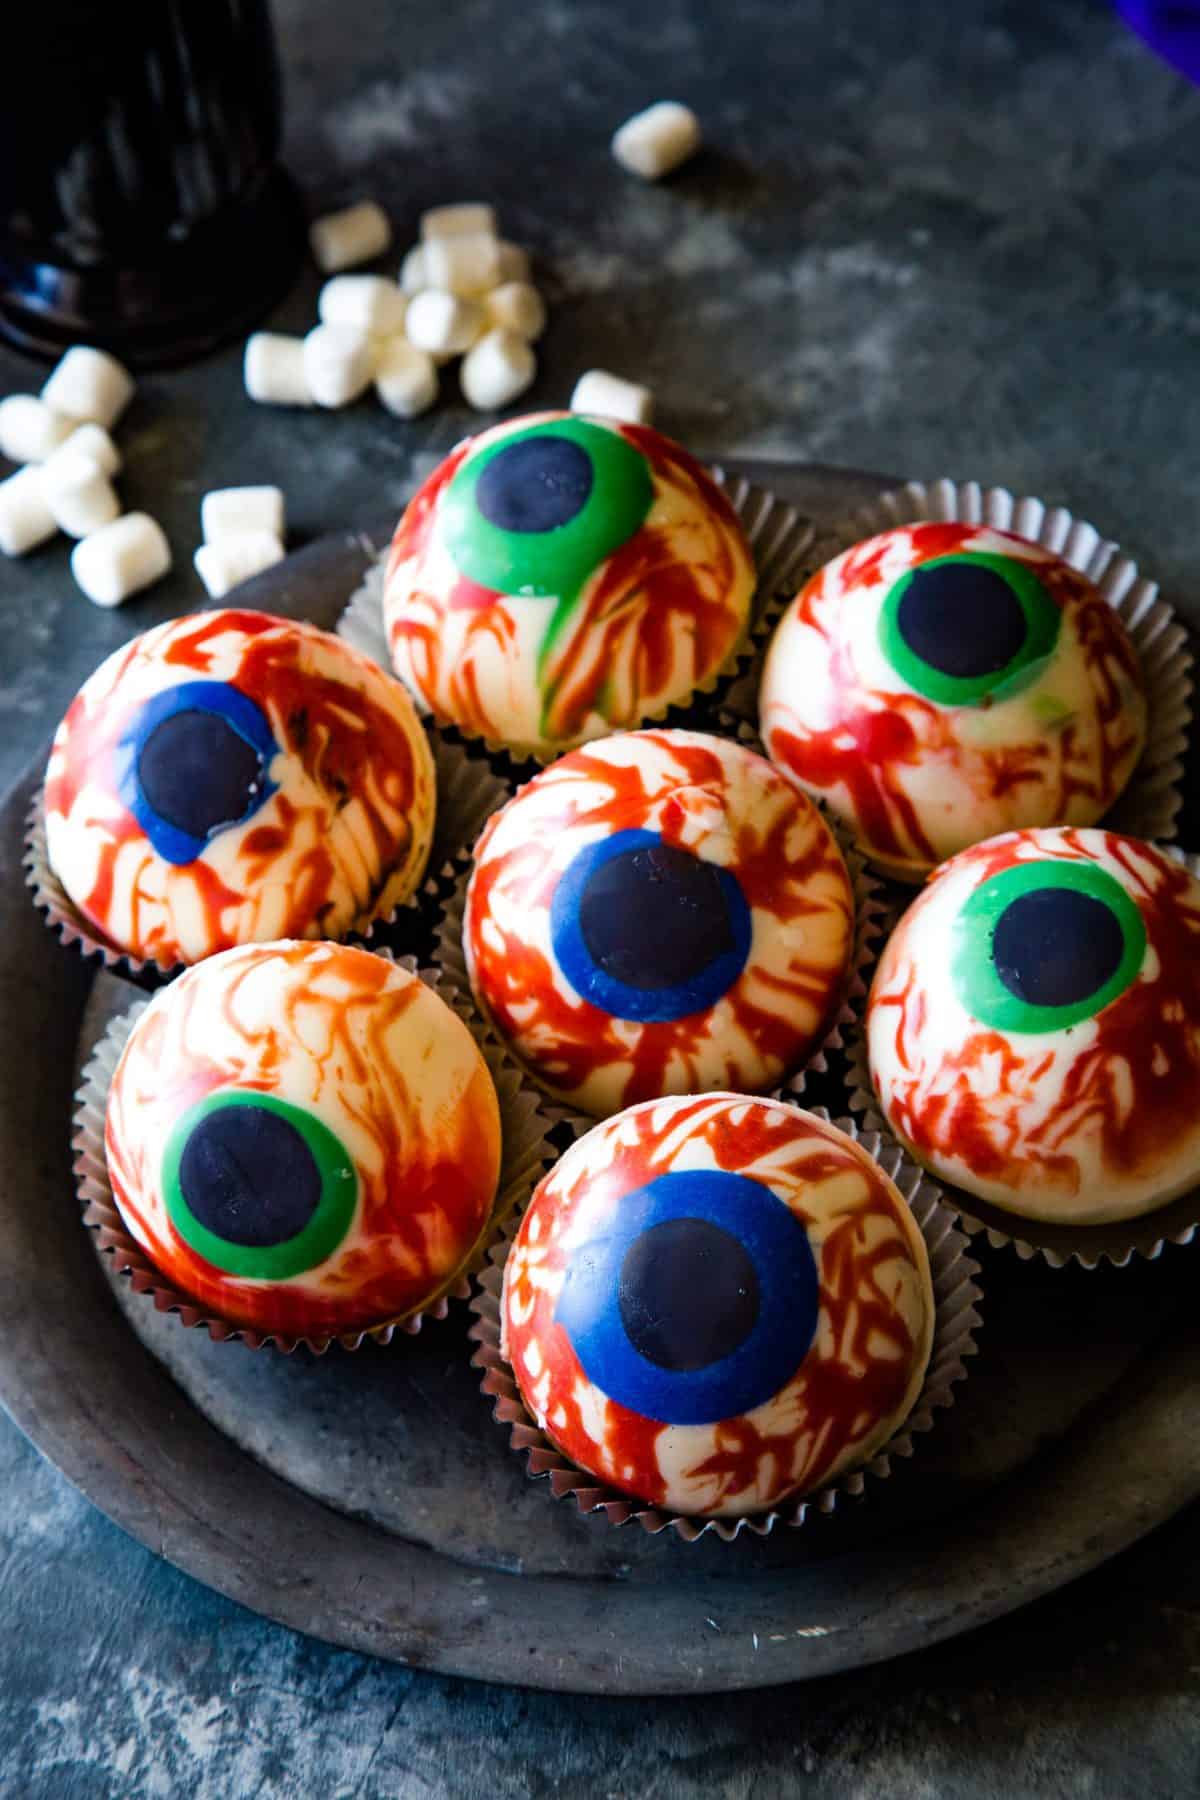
434,792 -> 885,1137
733,476 -> 1191,844
26,723 -> 508,988
846,844 -> 1200,1270
467,1109 -> 982,1542
73,952 -> 557,1353
337,467 -> 815,777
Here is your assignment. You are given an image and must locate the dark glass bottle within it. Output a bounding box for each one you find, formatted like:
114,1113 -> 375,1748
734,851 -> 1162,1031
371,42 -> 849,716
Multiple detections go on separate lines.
0,1 -> 305,367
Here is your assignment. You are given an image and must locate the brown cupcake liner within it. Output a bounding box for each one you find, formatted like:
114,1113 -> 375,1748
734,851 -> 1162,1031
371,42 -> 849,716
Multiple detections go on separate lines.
27,721 -> 506,987
467,1108 -> 982,1542
73,950 -> 558,1353
760,476 -> 1192,845
845,847 -> 1200,1270
434,789 -> 885,1132
337,468 -> 815,777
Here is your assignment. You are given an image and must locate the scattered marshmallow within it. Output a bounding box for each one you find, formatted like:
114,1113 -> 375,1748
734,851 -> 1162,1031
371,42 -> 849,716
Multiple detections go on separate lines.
309,200 -> 392,273
244,333 -> 313,406
41,346 -> 135,430
423,232 -> 503,298
53,423 -> 121,478
318,274 -> 407,338
496,242 -> 531,284
194,531 -> 285,598
570,369 -> 655,426
612,101 -> 702,180
303,323 -> 375,408
486,282 -> 547,342
71,513 -> 171,607
41,449 -> 120,539
0,465 -> 57,557
201,485 -> 286,544
460,329 -> 536,411
420,203 -> 497,242
375,339 -> 439,418
405,291 -> 485,357
0,395 -> 74,464
399,247 -> 428,296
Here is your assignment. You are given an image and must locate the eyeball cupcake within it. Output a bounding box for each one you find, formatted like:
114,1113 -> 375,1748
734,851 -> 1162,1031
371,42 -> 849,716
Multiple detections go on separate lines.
43,610 -> 436,966
501,1094 -> 934,1518
463,729 -> 856,1116
104,941 -> 502,1339
867,829 -> 1200,1225
383,412 -> 755,757
760,523 -> 1147,881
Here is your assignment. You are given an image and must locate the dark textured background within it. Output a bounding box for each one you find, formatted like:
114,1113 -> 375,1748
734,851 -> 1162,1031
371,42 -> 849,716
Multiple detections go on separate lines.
2,0 -> 1199,1792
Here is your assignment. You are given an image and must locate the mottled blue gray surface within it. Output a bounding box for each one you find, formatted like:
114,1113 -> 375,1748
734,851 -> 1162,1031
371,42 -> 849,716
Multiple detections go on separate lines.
3,0 -> 1200,1792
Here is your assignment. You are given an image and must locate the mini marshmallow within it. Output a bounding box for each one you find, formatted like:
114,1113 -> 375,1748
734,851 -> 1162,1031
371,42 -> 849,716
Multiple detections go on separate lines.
0,395 -> 74,464
460,329 -> 536,411
41,346 -> 135,430
201,485 -> 286,545
485,282 -> 547,342
71,513 -> 171,607
244,333 -> 313,406
53,423 -> 121,478
303,324 -> 375,408
611,101 -> 702,180
374,339 -> 438,418
496,241 -> 531,284
41,449 -> 120,539
309,201 -> 392,273
399,247 -> 427,295
318,273 -> 408,337
194,531 -> 285,598
0,466 -> 57,557
422,232 -> 502,298
405,291 -> 485,356
570,369 -> 655,425
420,203 -> 497,242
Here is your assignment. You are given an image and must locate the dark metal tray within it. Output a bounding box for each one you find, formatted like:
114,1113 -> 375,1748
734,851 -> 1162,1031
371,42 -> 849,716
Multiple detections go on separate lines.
2,462 -> 1198,1696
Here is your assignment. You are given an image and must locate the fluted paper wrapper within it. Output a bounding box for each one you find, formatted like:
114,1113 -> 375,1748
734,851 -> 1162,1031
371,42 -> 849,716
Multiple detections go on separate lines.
742,476 -> 1191,843
73,953 -> 556,1353
27,723 -> 507,987
338,468 -> 815,776
468,1111 -> 982,1542
847,847 -> 1200,1270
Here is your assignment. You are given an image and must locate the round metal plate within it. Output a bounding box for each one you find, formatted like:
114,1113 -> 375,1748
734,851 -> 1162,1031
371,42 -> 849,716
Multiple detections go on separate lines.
2,462 -> 1198,1696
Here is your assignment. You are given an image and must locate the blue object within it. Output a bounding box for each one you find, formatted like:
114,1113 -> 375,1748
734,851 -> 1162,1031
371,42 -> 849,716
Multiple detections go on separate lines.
549,828 -> 752,1023
1117,3 -> 1200,83
114,681 -> 278,866
554,1168 -> 819,1426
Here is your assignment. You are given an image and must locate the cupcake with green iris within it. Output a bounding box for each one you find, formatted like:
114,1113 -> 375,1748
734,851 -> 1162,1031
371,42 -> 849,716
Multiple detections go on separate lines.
382,412 -> 756,757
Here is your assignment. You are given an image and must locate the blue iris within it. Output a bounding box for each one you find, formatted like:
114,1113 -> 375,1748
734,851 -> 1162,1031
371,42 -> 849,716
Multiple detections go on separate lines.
549,828 -> 752,1023
554,1169 -> 819,1426
114,681 -> 278,866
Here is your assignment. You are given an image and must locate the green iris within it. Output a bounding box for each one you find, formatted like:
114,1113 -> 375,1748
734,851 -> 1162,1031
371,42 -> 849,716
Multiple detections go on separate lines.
439,417 -> 654,668
877,551 -> 1062,707
951,860 -> 1147,1035
161,1090 -> 358,1281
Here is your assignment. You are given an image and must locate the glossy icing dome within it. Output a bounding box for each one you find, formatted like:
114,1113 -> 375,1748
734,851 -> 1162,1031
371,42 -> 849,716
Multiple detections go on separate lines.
502,1093 -> 934,1517
383,412 -> 755,755
105,941 -> 502,1337
867,829 -> 1200,1224
44,609 -> 437,966
464,729 -> 856,1116
759,523 -> 1147,881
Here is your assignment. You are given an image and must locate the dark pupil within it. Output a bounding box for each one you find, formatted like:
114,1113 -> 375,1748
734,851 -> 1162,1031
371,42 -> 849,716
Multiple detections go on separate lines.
618,1218 -> 760,1372
179,1106 -> 321,1248
898,563 -> 1028,678
992,888 -> 1125,1008
474,435 -> 593,532
579,844 -> 735,991
138,710 -> 264,841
